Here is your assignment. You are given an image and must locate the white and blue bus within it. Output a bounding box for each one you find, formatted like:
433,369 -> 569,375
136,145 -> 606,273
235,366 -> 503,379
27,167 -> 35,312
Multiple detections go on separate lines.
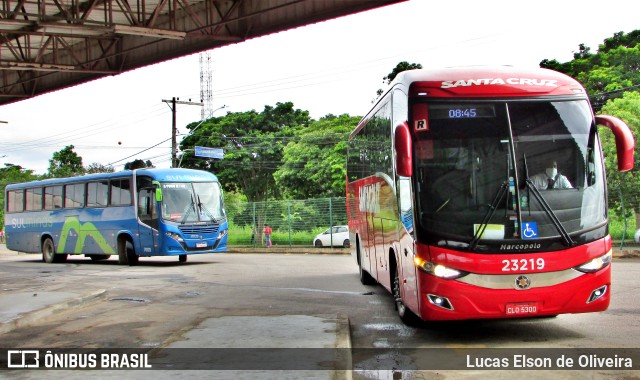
4,168 -> 228,265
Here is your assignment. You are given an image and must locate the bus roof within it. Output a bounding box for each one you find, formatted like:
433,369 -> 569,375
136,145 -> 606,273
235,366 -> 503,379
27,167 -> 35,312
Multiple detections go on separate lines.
393,66 -> 586,98
351,66 -> 588,141
5,168 -> 219,190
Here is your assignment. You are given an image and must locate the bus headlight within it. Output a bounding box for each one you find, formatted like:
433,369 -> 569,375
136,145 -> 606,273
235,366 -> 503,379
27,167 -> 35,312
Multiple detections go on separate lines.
575,250 -> 612,273
166,232 -> 184,243
414,257 -> 467,280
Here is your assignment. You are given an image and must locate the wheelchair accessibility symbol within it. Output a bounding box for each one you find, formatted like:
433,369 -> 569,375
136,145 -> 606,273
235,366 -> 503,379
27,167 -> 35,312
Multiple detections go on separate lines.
522,222 -> 538,239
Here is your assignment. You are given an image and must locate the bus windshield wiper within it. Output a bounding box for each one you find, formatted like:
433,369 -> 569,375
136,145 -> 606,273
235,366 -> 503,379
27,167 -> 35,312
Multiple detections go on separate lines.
469,181 -> 509,251
180,195 -> 197,224
522,154 -> 575,247
196,195 -> 218,223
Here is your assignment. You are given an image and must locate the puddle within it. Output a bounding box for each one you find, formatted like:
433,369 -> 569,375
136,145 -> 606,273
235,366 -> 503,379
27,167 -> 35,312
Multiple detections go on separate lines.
110,297 -> 149,303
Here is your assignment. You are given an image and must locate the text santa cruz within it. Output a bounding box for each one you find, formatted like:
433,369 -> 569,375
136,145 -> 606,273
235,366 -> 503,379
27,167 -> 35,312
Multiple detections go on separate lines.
441,78 -> 558,89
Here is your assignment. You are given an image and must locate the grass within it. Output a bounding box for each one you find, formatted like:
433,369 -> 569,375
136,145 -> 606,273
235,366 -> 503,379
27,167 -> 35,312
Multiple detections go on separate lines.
608,214 -> 637,242
228,216 -> 639,246
227,226 -> 324,246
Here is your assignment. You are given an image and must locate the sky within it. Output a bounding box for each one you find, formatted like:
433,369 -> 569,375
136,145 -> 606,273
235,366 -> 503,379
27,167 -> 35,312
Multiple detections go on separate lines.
0,0 -> 637,174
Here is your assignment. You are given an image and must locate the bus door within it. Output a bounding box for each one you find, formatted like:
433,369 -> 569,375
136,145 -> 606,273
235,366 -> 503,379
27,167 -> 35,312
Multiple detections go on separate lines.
137,188 -> 159,255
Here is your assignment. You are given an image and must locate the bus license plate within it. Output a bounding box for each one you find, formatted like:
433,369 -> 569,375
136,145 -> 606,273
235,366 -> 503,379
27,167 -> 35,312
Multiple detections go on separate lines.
505,302 -> 539,315
196,242 -> 207,248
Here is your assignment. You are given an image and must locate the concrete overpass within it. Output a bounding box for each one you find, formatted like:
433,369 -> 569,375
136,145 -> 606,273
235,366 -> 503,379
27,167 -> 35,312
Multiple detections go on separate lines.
0,0 -> 405,106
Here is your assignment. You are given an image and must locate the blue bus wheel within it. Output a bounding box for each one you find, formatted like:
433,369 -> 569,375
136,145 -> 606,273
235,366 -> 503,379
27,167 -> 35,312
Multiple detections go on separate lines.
42,238 -> 56,263
126,241 -> 138,266
42,238 -> 67,263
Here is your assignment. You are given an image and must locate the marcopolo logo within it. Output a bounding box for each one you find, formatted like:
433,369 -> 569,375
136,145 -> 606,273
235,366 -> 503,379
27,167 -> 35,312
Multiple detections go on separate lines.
499,243 -> 542,251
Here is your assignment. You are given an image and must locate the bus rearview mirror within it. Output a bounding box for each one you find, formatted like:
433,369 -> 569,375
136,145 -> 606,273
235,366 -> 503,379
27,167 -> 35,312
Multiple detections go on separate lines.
596,115 -> 635,172
395,122 -> 413,177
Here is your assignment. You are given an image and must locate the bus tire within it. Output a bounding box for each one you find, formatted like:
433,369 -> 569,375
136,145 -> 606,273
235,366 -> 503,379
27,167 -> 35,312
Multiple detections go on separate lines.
393,265 -> 421,326
118,239 -> 138,266
126,241 -> 138,266
42,237 -> 66,263
42,238 -> 55,263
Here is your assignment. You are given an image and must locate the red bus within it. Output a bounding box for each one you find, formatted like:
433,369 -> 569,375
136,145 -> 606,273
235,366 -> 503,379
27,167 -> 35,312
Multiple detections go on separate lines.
346,66 -> 634,324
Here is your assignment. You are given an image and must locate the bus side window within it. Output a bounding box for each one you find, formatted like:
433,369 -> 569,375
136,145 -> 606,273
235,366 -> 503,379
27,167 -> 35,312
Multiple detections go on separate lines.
45,186 -> 63,210
7,189 -> 24,213
111,179 -> 132,206
64,183 -> 85,208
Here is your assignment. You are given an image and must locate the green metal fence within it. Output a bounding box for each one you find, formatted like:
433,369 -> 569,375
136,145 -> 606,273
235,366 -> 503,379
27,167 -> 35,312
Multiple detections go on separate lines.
225,191 -> 640,250
226,197 -> 347,247
610,188 -> 639,250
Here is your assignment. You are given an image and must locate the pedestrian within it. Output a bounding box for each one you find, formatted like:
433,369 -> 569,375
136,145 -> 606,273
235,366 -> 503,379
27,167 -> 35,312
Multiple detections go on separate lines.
263,224 -> 272,248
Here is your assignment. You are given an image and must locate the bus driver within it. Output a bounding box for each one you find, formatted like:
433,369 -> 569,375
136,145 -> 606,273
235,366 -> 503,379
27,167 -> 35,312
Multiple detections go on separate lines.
530,160 -> 573,190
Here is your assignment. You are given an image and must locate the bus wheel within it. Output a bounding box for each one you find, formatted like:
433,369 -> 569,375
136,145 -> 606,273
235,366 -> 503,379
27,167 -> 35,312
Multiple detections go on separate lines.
126,241 -> 139,266
393,266 -> 420,326
118,240 -> 138,266
42,238 -> 56,263
179,255 -> 187,263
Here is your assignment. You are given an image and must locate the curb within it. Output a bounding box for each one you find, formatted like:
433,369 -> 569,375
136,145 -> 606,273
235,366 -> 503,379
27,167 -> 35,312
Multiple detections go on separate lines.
614,249 -> 640,259
0,289 -> 108,335
335,313 -> 353,380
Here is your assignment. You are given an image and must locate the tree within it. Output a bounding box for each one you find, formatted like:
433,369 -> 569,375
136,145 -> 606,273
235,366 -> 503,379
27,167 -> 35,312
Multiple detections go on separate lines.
123,159 -> 153,170
383,61 -> 423,84
179,102 -> 310,202
48,145 -> 83,178
598,92 -> 640,227
376,61 -> 423,101
540,29 -> 640,111
274,114 -> 359,199
85,163 -> 115,174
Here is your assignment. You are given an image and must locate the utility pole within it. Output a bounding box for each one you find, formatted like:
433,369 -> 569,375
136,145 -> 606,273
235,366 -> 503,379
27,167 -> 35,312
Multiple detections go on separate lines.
162,97 -> 203,167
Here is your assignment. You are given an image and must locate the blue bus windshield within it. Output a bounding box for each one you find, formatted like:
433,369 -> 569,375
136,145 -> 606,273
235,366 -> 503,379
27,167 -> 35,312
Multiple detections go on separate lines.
161,181 -> 224,223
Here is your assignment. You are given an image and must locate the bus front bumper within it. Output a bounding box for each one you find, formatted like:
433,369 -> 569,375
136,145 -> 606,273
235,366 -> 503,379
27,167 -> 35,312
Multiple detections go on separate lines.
415,266 -> 611,321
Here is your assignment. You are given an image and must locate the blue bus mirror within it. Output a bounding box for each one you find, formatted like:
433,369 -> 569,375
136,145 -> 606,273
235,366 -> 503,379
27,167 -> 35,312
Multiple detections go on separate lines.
152,181 -> 163,202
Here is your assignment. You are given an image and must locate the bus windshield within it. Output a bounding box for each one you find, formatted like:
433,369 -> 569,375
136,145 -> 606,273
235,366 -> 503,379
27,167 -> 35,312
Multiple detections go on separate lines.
414,99 -> 606,250
160,182 -> 225,224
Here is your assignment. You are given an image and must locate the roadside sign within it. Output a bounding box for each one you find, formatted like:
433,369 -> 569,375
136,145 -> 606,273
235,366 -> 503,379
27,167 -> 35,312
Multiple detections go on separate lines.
194,146 -> 224,159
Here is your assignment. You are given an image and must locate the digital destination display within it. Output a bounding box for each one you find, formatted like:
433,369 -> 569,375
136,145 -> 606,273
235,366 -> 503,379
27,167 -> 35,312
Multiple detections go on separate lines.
429,104 -> 496,119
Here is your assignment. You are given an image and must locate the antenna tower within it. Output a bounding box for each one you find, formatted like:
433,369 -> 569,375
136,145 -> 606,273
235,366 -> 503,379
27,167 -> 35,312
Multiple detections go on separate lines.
199,51 -> 213,119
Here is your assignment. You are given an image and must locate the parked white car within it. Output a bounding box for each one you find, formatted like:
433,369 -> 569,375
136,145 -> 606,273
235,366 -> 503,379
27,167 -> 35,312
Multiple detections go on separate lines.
313,226 -> 350,248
